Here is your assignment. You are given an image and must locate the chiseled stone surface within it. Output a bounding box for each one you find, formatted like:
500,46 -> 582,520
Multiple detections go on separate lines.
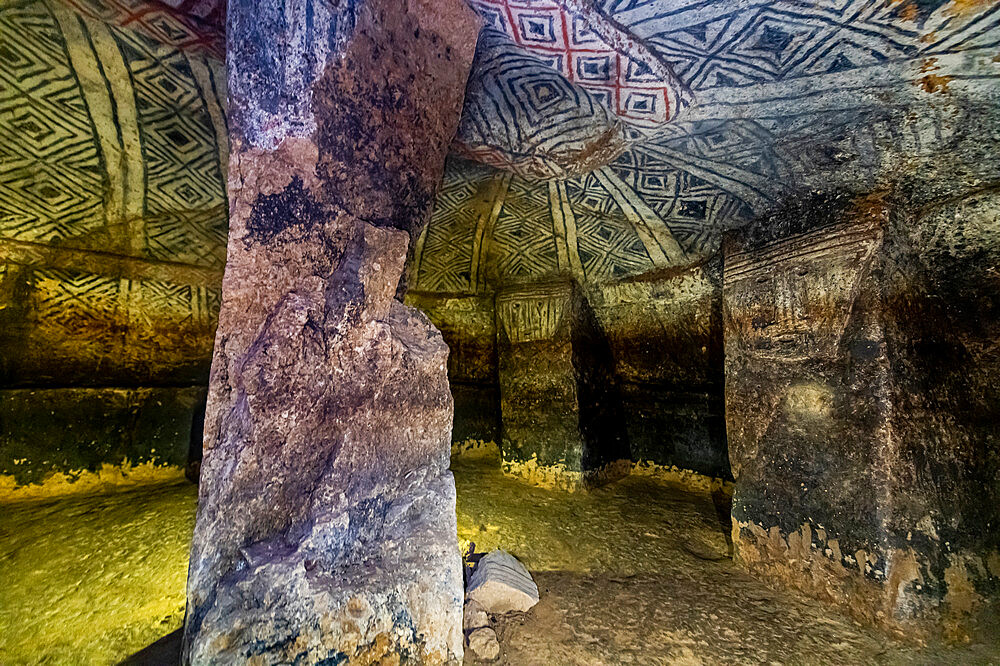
496,280 -> 629,490
724,192 -> 1000,638
466,550 -> 539,614
182,0 -> 480,662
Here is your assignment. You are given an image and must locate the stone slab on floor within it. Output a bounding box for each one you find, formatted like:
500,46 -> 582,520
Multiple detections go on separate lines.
467,550 -> 539,614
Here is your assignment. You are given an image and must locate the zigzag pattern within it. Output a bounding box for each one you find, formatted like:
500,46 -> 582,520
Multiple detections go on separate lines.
33,268 -> 120,337
610,139 -> 754,253
0,0 -> 105,244
131,277 -> 198,327
423,0 -> 1000,294
573,206 -> 654,279
1,0 -> 226,376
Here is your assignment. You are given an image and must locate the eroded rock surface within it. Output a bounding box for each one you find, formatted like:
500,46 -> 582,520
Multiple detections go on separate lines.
182,0 -> 480,662
724,192 -> 1000,638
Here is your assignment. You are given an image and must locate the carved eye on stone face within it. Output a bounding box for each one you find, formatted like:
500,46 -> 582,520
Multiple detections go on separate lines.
794,266 -> 809,277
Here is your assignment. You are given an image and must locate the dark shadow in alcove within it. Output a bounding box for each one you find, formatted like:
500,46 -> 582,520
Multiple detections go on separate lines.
185,392 -> 208,484
119,628 -> 181,666
707,259 -> 734,555
572,290 -> 632,478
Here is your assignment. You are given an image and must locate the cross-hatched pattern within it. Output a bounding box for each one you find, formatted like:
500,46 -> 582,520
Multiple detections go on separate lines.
610,143 -> 753,255
417,160 -> 490,292
113,27 -> 227,267
489,177 -> 559,280
574,207 -> 654,280
130,277 -> 197,328
32,267 -> 121,344
0,0 -> 105,245
144,207 -> 227,268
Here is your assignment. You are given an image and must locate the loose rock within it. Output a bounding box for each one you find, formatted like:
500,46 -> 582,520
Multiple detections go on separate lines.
467,549 -> 539,614
464,599 -> 490,631
467,627 -> 501,661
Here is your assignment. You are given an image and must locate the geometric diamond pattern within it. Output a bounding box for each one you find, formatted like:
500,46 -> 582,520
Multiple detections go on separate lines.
417,159 -> 487,292
63,0 -> 223,58
113,26 -> 227,268
467,0 -> 690,126
0,0 -> 105,244
1,0 -> 225,376
488,175 -> 560,280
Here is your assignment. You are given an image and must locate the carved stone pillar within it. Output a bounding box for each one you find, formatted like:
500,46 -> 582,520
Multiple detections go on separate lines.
181,0 -> 480,662
724,195 -> 1000,637
496,280 -> 628,490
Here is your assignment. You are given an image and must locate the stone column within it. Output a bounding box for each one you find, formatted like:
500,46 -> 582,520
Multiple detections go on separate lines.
496,280 -> 628,490
182,0 -> 480,662
724,194 -> 1000,637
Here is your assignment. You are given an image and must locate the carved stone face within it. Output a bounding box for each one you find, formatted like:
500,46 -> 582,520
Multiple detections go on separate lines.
724,222 -> 881,361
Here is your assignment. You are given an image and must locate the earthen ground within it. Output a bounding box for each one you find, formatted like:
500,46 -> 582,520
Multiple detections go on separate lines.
0,455 -> 996,665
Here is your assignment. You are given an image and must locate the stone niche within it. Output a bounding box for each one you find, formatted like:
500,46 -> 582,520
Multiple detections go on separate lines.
724,191 -> 1000,637
407,259 -> 731,484
589,258 -> 728,479
405,292 -> 500,446
495,279 -> 629,489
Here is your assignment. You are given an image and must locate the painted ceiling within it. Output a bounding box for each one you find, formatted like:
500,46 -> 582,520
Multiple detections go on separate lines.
20,0 -> 998,297
413,0 -> 1000,294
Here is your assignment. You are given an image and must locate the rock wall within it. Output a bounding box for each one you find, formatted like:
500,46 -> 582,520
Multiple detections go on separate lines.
588,259 -> 727,478
724,191 -> 1000,637
406,260 -> 728,482
0,0 -> 227,493
404,292 -> 502,445
182,0 -> 480,661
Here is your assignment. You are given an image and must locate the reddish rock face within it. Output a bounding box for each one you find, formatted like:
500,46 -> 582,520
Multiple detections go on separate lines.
182,0 -> 480,662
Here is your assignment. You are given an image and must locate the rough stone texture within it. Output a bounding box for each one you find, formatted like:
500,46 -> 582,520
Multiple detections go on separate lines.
496,280 -> 628,489
404,292 -> 501,445
589,260 -> 728,478
463,600 -> 490,632
405,266 -> 729,480
466,627 -> 500,661
466,550 -> 539,614
724,191 -> 1000,637
0,387 -> 203,491
182,0 -> 480,661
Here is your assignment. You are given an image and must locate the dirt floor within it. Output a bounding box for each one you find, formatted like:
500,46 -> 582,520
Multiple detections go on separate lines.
0,480 -> 196,664
1,454 -> 997,665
